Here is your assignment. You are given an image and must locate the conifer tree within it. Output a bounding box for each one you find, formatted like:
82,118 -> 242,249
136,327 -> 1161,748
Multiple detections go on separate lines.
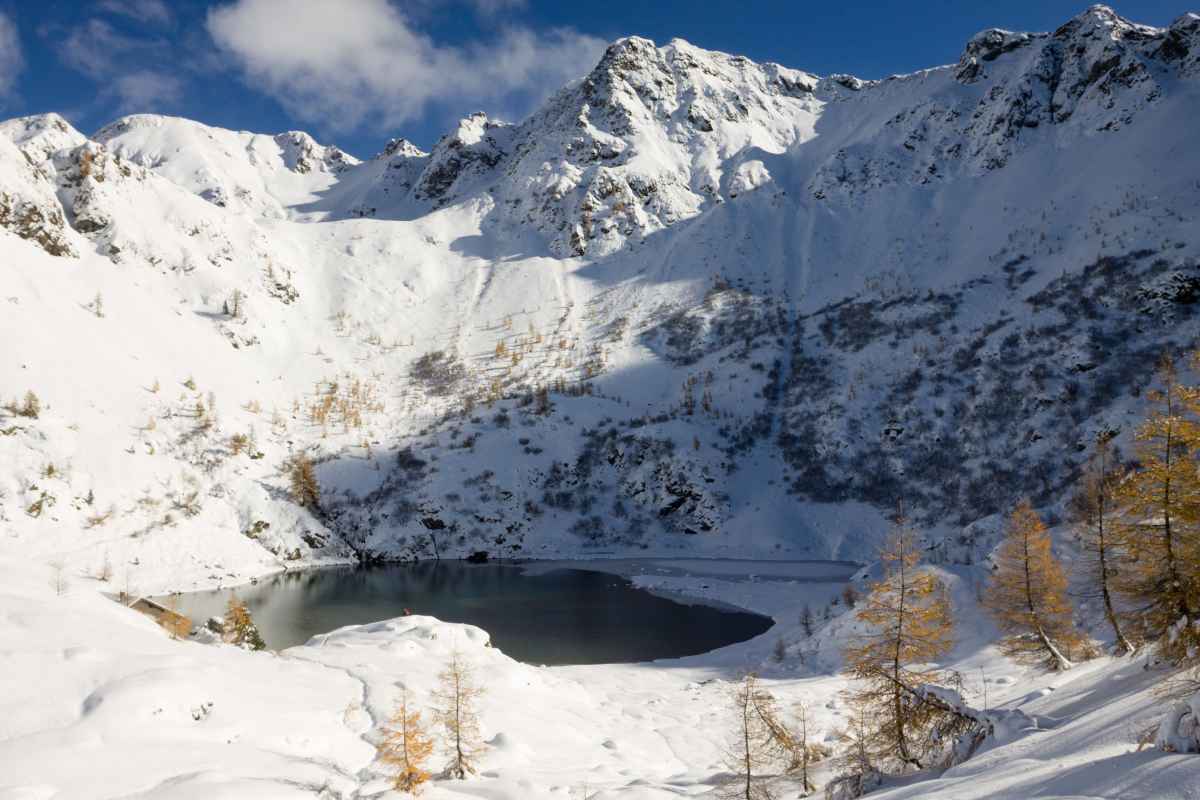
1114,355 -> 1200,665
1070,435 -> 1135,655
223,596 -> 266,650
842,516 -> 955,771
985,500 -> 1083,671
720,673 -> 791,800
432,649 -> 484,779
378,687 -> 434,794
287,453 -> 321,511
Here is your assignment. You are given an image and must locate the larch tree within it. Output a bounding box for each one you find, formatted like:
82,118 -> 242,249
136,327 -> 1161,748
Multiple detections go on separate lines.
841,516 -> 956,771
378,686 -> 434,794
1115,355 -> 1200,665
223,595 -> 266,650
720,672 -> 792,800
160,593 -> 192,640
825,698 -> 880,800
286,452 -> 321,512
787,700 -> 822,797
432,649 -> 484,779
985,500 -> 1084,671
1069,435 -> 1136,655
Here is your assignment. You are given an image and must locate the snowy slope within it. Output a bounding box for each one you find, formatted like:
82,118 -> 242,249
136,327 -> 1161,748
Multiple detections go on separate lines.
2,550 -> 1197,799
94,114 -> 359,219
3,6 -> 1200,586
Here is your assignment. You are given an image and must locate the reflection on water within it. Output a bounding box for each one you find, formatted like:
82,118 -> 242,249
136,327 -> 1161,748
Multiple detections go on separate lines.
159,562 -> 774,665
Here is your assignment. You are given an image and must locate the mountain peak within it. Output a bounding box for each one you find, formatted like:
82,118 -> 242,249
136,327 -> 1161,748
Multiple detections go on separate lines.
378,137 -> 427,160
956,28 -> 1039,81
0,113 -> 87,155
273,130 -> 358,174
603,35 -> 658,56
1055,3 -> 1160,40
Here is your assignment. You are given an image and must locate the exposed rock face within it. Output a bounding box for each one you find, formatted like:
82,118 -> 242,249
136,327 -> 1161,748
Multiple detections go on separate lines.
0,115 -> 86,257
489,37 -> 820,256
272,130 -> 355,175
0,189 -> 75,257
809,5 -> 1200,200
414,112 -> 511,204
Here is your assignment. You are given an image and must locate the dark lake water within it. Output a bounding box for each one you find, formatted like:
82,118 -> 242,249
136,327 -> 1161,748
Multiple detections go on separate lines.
160,562 -> 774,665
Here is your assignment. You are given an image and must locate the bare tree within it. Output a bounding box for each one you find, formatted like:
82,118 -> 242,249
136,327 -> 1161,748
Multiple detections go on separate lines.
800,605 -> 815,637
788,700 -> 824,796
1069,435 -> 1135,655
432,649 -> 484,779
720,673 -> 792,800
825,699 -> 880,800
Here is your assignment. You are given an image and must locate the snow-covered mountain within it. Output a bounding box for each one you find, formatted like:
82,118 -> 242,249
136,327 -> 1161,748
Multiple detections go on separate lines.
3,5 -> 1200,583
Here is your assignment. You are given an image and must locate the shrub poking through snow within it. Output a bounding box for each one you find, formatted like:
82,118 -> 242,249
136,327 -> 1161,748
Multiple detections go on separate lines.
985,500 -> 1085,671
432,649 -> 484,779
4,391 -> 41,419
378,686 -> 434,793
222,596 -> 266,650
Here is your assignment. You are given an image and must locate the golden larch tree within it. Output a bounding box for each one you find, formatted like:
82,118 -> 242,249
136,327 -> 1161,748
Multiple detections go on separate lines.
286,453 -> 321,511
432,649 -> 484,779
720,672 -> 792,800
1114,355 -> 1200,665
223,595 -> 266,650
378,686 -> 434,793
160,593 -> 192,640
842,516 -> 955,771
986,500 -> 1084,671
1070,435 -> 1136,655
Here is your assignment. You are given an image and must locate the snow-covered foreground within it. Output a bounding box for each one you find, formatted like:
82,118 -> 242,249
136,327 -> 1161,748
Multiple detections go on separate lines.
3,553 -> 1196,799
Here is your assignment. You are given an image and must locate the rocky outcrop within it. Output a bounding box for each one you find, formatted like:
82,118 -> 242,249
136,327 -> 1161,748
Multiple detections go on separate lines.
809,5 -> 1200,200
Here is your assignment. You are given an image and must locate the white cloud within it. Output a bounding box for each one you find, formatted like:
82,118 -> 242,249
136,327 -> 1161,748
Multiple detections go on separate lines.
112,70 -> 183,110
462,0 -> 528,15
57,19 -> 181,111
59,19 -> 134,77
206,0 -> 605,133
96,0 -> 173,26
0,12 -> 24,99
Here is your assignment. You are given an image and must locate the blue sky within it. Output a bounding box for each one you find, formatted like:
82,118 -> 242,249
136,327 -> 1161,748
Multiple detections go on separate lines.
0,0 -> 1188,158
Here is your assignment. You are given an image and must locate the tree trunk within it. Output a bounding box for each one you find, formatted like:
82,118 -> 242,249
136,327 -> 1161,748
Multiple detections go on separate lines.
743,695 -> 752,800
1021,528 -> 1070,670
1162,395 -> 1195,630
1098,540 -> 1134,655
